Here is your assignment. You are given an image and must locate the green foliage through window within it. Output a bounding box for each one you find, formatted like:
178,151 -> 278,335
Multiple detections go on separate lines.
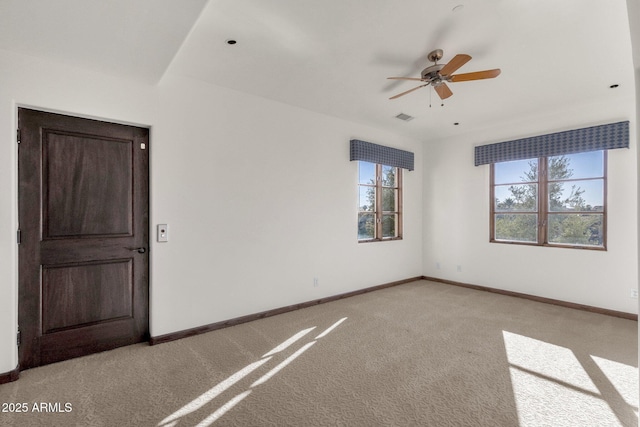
491,151 -> 605,248
358,162 -> 402,241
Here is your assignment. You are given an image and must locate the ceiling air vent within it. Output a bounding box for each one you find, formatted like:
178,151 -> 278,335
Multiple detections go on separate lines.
395,113 -> 414,122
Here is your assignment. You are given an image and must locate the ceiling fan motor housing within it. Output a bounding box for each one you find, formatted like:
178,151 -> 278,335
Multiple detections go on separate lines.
421,64 -> 446,84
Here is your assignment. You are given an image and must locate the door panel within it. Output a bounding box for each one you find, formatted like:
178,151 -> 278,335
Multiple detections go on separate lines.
43,131 -> 133,238
18,108 -> 149,369
42,260 -> 133,333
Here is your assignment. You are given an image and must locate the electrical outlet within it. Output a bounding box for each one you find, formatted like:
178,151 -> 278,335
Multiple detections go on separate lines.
436,262 -> 441,270
456,265 -> 462,272
313,278 -> 319,287
631,289 -> 638,299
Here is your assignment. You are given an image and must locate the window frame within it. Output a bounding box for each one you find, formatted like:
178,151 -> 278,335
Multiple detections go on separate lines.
489,151 -> 607,250
358,162 -> 403,243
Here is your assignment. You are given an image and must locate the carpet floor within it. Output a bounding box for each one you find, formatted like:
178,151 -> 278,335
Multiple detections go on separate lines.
0,280 -> 637,426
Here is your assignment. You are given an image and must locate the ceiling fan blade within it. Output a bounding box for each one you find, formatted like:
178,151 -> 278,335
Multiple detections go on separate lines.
434,83 -> 453,100
387,77 -> 425,81
439,54 -> 472,76
389,83 -> 429,99
450,68 -> 501,82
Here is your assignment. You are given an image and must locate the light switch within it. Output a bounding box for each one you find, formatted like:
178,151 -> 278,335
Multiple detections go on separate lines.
157,224 -> 169,242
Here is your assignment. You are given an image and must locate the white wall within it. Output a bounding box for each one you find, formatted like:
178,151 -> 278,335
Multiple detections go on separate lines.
422,98 -> 638,314
0,50 -> 423,373
150,74 -> 423,336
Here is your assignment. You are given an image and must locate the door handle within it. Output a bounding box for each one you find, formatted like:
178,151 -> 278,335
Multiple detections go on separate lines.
130,247 -> 146,254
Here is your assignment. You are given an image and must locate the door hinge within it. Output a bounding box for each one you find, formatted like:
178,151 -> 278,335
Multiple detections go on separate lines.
17,229 -> 21,245
17,327 -> 21,347
16,128 -> 20,143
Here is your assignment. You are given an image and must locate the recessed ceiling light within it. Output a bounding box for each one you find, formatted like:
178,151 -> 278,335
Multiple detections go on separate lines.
226,39 -> 237,45
609,84 -> 619,89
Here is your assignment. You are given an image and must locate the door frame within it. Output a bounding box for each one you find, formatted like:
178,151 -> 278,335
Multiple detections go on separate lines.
14,104 -> 152,373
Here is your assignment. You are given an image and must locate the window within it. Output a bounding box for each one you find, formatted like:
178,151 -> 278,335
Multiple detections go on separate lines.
358,161 -> 402,242
491,151 -> 606,249
350,139 -> 412,241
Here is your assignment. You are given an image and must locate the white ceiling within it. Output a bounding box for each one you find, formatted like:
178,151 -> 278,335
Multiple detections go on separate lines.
0,0 -> 208,83
0,0 -> 635,142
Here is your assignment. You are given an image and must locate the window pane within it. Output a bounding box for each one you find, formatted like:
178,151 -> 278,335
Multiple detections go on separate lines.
548,151 -> 603,180
357,161 -> 402,242
358,161 -> 376,184
382,188 -> 396,211
548,213 -> 603,246
382,214 -> 396,238
359,186 -> 375,211
495,184 -> 537,211
381,165 -> 396,187
494,214 -> 538,242
548,180 -> 604,212
358,213 -> 375,240
494,159 -> 538,184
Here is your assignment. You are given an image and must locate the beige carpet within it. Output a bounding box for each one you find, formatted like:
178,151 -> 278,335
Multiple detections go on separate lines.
0,280 -> 637,427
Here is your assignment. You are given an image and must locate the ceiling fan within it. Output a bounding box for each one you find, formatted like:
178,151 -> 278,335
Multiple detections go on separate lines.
387,49 -> 501,100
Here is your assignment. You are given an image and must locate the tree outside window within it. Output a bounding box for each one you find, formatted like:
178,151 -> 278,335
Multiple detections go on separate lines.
491,151 -> 605,248
358,161 -> 402,242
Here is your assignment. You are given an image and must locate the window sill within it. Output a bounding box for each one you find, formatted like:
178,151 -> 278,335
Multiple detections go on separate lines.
358,237 -> 403,243
490,239 -> 606,251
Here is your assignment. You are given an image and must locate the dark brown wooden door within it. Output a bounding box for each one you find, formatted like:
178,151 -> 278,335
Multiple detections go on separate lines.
18,108 -> 149,369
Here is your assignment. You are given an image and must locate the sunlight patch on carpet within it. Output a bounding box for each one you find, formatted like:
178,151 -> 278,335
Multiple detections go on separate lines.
158,317 -> 348,426
502,330 -> 636,426
252,341 -> 317,387
591,355 -> 639,415
315,317 -> 348,339
194,391 -> 252,427
262,326 -> 316,357
158,357 -> 272,426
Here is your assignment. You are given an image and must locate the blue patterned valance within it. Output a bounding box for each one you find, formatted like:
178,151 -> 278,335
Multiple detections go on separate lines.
350,139 -> 414,171
474,121 -> 629,166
